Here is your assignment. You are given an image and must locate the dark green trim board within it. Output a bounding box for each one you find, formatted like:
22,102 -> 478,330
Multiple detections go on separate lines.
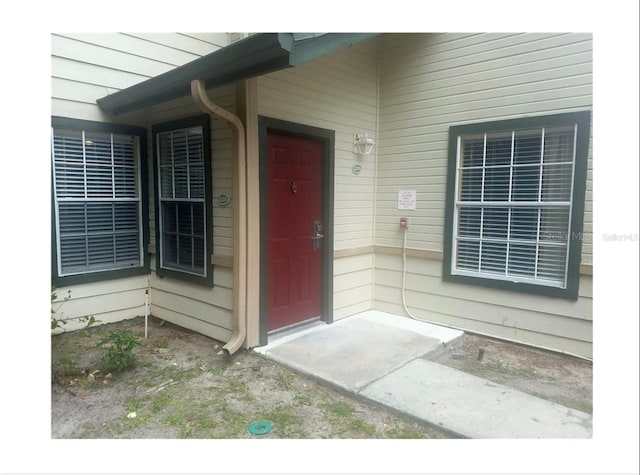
258,117 -> 335,346
151,114 -> 214,287
288,33 -> 378,65
442,111 -> 591,300
51,117 -> 149,287
97,33 -> 379,116
52,116 -> 148,137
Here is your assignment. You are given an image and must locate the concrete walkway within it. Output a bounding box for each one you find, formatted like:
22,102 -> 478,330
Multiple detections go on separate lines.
254,310 -> 592,438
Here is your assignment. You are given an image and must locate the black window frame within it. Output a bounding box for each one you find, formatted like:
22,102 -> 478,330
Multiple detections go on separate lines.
443,111 -> 591,299
152,114 -> 214,286
51,116 -> 149,287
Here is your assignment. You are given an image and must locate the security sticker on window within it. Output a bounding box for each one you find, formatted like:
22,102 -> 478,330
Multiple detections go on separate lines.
398,190 -> 417,210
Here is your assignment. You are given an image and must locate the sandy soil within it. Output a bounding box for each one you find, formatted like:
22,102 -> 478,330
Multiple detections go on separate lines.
428,333 -> 592,414
51,317 -> 447,439
51,316 -> 592,439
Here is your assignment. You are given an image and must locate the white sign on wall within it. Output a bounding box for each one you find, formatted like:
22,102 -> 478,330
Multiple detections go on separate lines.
397,190 -> 417,210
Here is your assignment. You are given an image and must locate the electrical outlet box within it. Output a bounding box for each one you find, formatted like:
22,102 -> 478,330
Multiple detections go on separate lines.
400,217 -> 408,228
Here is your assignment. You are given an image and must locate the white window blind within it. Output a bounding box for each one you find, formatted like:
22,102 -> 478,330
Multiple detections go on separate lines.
453,125 -> 576,288
157,126 -> 206,276
52,129 -> 142,276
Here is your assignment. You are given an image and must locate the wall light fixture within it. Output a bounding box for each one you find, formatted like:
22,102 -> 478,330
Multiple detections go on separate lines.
353,132 -> 375,156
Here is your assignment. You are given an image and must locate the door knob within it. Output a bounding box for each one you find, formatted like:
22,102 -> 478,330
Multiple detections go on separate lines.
311,220 -> 323,249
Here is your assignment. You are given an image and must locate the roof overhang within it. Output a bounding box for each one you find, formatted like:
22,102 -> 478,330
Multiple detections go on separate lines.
97,33 -> 379,116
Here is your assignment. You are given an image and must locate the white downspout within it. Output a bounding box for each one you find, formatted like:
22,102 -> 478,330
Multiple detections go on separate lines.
191,79 -> 247,355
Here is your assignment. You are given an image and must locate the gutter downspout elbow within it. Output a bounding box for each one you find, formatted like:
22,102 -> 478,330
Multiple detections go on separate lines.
191,79 -> 247,355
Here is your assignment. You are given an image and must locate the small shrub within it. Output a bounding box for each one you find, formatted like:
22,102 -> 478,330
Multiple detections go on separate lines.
99,330 -> 140,373
153,338 -> 169,349
51,287 -> 71,331
52,354 -> 82,380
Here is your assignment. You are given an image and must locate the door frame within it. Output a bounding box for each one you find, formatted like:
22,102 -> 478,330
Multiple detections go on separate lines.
258,116 -> 334,345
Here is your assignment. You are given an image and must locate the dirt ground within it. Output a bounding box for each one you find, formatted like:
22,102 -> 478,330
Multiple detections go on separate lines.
51,316 -> 592,439
430,333 -> 592,414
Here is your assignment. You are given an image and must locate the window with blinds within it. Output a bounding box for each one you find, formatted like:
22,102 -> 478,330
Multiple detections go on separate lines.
453,125 -> 576,288
444,111 -> 591,297
156,125 -> 207,277
52,128 -> 143,277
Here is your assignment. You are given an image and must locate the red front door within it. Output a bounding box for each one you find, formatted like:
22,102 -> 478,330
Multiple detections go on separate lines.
267,132 -> 322,331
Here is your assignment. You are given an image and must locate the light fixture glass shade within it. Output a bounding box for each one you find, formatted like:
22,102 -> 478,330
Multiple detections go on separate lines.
354,133 -> 375,156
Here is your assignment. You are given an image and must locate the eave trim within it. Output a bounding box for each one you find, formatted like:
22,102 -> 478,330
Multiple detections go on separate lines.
97,33 -> 379,116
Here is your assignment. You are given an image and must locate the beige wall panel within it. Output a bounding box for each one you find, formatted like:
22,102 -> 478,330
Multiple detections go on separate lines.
380,34 -> 592,90
52,77 -> 119,105
382,60 -> 592,113
150,278 -> 232,310
181,33 -> 230,47
334,268 -> 373,292
52,35 -> 173,78
212,266 -> 233,288
381,88 -> 592,132
258,96 -> 375,131
125,32 -> 229,53
51,32 -> 227,122
52,275 -> 145,328
377,274 -> 591,339
334,284 -> 372,313
334,253 -> 373,275
376,252 -> 592,300
53,308 -> 144,334
381,62 -> 592,113
52,288 -> 146,322
52,275 -> 148,301
374,33 -> 592,356
334,301 -> 372,320
373,254 -> 592,356
334,236 -> 373,250
578,275 -> 593,298
380,32 -> 544,63
51,98 -> 113,123
374,282 -> 591,341
57,33 -> 202,65
374,300 -> 591,358
151,288 -> 232,320
259,74 -> 376,115
375,267 -> 593,317
150,306 -> 232,343
332,250 -> 374,318
51,56 -> 148,90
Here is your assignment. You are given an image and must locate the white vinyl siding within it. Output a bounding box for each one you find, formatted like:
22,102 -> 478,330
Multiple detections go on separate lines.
51,33 -> 229,122
375,33 -> 593,357
52,128 -> 142,276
